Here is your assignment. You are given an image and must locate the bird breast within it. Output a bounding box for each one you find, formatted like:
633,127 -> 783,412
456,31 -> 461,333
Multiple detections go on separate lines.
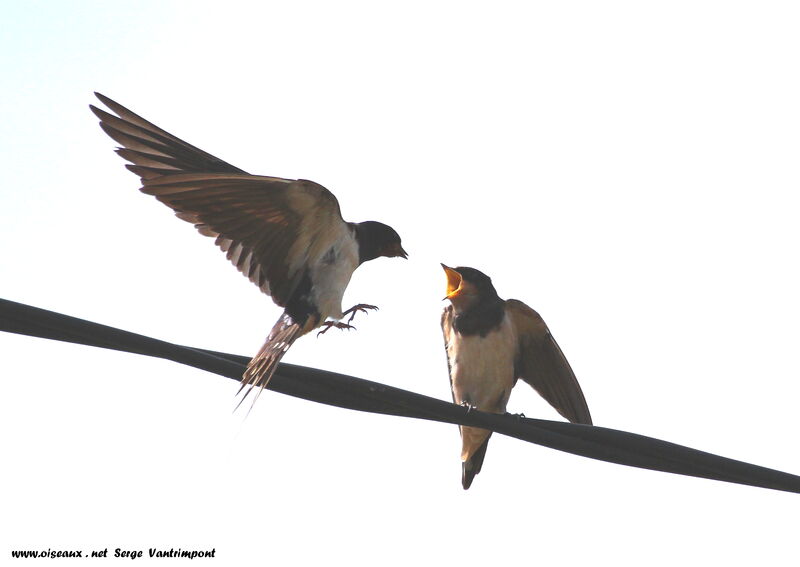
308,230 -> 360,321
447,313 -> 517,413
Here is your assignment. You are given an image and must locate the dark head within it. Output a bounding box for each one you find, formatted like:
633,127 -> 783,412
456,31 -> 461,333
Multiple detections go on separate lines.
355,221 -> 408,264
441,264 -> 499,311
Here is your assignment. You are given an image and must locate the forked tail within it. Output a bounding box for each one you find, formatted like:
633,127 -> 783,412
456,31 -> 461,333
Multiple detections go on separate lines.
236,314 -> 303,411
462,432 -> 492,490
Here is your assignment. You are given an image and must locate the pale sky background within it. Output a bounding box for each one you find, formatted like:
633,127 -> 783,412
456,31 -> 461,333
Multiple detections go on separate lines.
2,2 -> 800,565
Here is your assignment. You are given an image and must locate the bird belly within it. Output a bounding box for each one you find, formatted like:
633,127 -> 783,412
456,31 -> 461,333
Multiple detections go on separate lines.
448,314 -> 516,411
309,236 -> 359,322
448,314 -> 516,462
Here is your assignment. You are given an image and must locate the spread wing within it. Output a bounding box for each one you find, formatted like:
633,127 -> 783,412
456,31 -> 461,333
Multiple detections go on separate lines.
506,299 -> 593,425
90,92 -> 246,177
91,93 -> 348,307
440,304 -> 456,404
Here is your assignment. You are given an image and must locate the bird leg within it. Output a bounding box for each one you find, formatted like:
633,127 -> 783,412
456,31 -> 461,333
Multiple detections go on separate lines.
315,305 -> 378,337
341,303 -> 379,324
316,321 -> 356,337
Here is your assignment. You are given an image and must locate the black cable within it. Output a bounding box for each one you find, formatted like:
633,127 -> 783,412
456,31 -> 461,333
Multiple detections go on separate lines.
2,297 -> 799,494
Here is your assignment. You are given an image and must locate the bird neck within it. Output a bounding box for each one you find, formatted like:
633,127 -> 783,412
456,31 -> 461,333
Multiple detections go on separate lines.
453,295 -> 505,337
352,222 -> 384,264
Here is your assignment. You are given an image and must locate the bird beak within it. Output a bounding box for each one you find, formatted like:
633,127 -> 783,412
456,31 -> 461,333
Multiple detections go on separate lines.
441,264 -> 463,300
391,243 -> 408,259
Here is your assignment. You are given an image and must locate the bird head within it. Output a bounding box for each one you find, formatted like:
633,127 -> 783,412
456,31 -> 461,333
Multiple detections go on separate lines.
356,221 -> 408,263
440,264 -> 497,309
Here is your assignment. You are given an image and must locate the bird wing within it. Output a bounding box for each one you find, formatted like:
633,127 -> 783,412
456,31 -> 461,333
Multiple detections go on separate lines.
506,299 -> 593,425
91,93 -> 348,307
440,304 -> 457,404
90,92 -> 246,177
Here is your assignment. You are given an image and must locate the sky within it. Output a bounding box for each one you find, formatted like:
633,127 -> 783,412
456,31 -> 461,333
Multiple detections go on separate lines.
2,1 -> 800,565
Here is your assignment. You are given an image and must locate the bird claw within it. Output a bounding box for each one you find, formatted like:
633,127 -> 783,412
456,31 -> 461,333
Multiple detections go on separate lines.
506,411 -> 526,420
316,321 -> 356,337
460,401 -> 477,413
342,303 -> 379,325
316,304 -> 378,337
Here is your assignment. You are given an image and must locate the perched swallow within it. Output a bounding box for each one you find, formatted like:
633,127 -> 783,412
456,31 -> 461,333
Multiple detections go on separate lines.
440,265 -> 592,489
90,93 -> 407,406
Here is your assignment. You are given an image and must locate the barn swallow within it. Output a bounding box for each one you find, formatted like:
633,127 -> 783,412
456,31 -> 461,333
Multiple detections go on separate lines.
440,265 -> 592,489
90,93 -> 407,406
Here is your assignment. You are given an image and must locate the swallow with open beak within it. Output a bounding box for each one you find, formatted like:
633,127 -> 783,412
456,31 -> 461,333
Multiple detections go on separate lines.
90,93 -> 407,406
440,265 -> 592,489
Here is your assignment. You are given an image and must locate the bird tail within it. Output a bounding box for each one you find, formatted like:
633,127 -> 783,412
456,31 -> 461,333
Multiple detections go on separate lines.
461,431 -> 492,490
236,314 -> 303,411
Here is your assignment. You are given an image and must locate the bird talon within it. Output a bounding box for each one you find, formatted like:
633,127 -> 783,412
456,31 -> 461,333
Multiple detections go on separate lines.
342,303 -> 379,324
316,321 -> 357,337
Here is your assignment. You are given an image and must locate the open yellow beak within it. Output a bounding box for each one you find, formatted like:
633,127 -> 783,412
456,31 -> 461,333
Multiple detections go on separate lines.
441,264 -> 463,300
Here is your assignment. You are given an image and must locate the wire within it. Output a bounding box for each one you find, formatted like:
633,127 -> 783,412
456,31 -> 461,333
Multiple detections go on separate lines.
2,297 -> 799,494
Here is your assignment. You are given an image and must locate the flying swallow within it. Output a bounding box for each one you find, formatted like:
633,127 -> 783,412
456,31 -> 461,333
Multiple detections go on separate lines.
440,265 -> 592,489
90,93 -> 407,406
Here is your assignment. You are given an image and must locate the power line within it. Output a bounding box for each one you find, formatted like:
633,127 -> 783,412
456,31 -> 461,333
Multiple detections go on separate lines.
2,297 -> 799,494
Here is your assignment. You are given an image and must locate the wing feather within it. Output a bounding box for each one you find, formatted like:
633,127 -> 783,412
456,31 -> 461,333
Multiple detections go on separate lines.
440,305 -> 457,404
91,93 -> 245,175
92,93 -> 348,307
139,174 -> 344,306
506,299 -> 593,425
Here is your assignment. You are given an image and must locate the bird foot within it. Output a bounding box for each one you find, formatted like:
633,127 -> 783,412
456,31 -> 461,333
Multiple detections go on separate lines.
506,411 -> 526,420
316,321 -> 356,337
342,303 -> 379,324
460,401 -> 477,413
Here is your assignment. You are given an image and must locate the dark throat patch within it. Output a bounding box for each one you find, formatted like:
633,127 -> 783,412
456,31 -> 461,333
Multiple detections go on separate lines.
454,297 -> 505,337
